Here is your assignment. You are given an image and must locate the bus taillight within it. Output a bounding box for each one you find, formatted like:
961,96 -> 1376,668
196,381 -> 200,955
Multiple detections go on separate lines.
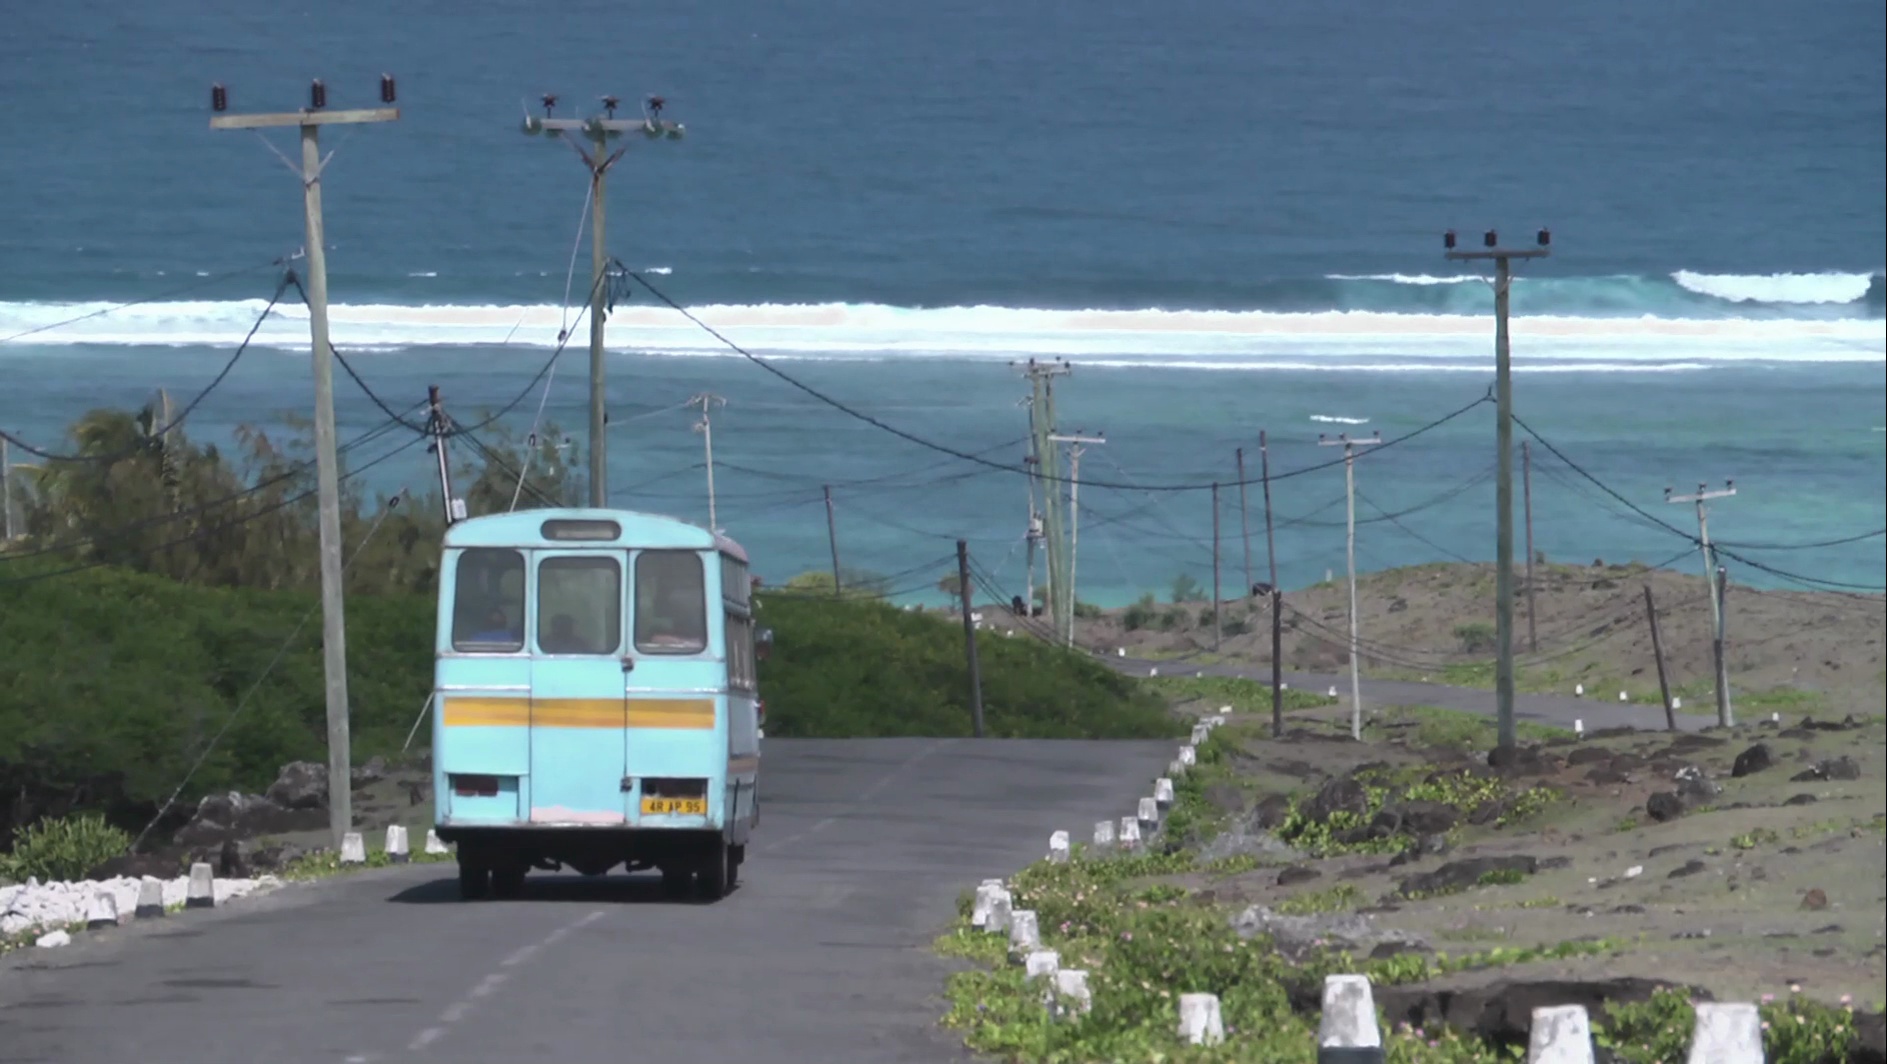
451,774 -> 499,797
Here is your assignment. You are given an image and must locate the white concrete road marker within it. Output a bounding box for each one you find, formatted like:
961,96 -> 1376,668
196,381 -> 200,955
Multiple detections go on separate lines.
1047,830 -> 1071,864
1526,1005 -> 1596,1064
424,829 -> 449,855
1317,974 -> 1384,1063
1093,820 -> 1115,848
385,825 -> 410,864
1118,816 -> 1141,849
84,889 -> 119,931
134,876 -> 165,919
1051,969 -> 1092,1018
1024,949 -> 1060,982
340,831 -> 367,864
185,862 -> 215,910
1007,909 -> 1040,956
1154,778 -> 1175,809
1686,1003 -> 1764,1064
1178,992 -> 1225,1046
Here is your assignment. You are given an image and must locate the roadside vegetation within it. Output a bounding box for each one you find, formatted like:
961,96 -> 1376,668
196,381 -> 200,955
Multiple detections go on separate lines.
935,722 -> 1873,1063
1,400 -> 1177,867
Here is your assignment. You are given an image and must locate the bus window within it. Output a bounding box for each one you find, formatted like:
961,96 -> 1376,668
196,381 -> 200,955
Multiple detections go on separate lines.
537,556 -> 622,656
451,548 -> 525,652
635,550 -> 708,654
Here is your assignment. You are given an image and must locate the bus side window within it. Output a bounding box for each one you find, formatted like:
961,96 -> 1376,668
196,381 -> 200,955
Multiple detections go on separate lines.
451,548 -> 526,652
635,550 -> 708,654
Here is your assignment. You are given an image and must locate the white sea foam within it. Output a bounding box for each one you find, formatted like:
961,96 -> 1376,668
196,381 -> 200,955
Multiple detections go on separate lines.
1671,270 -> 1876,305
1310,414 -> 1371,423
0,298 -> 1879,369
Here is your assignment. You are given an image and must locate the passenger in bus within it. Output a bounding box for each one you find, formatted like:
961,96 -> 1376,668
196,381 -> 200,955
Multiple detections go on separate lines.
542,612 -> 586,654
639,583 -> 706,652
467,607 -> 519,645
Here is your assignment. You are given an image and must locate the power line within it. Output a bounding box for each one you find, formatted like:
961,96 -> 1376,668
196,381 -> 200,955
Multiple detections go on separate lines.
0,272 -> 294,463
0,406 -> 423,566
624,267 -> 1492,493
0,258 -> 286,346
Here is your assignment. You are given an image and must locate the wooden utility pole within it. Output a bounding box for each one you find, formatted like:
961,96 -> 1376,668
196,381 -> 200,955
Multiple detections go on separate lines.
688,392 -> 725,533
1211,482 -> 1223,651
1260,430 -> 1282,734
1522,440 -> 1538,652
1015,358 -> 1073,643
522,93 -> 685,507
1666,480 -> 1736,726
956,540 -> 986,738
1050,430 -> 1105,648
1270,588 -> 1284,738
1236,448 -> 1253,594
210,75 -> 400,853
426,386 -> 462,526
1259,430 -> 1279,590
1319,430 -> 1382,740
1445,227 -> 1552,752
823,484 -> 842,597
1642,585 -> 1677,732
1,437 -> 12,542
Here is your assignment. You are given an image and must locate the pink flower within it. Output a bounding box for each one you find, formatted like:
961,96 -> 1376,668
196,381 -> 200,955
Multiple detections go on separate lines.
1762,993 -> 1775,1004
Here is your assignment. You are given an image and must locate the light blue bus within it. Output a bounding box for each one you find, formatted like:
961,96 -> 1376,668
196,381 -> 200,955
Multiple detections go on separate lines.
430,508 -> 769,901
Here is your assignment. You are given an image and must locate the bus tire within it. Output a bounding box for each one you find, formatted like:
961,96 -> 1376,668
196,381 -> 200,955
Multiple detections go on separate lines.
458,859 -> 491,901
491,863 -> 527,900
696,841 -> 733,901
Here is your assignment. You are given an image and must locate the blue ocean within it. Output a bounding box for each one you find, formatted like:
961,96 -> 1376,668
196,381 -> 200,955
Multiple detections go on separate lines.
1,0 -> 1882,605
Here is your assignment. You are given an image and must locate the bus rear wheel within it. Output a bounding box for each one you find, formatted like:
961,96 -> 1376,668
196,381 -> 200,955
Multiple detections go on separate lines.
491,864 -> 527,900
458,860 -> 491,901
695,840 -> 734,901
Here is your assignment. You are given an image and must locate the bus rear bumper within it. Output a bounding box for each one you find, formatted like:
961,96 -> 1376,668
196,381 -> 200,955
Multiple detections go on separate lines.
436,823 -> 735,877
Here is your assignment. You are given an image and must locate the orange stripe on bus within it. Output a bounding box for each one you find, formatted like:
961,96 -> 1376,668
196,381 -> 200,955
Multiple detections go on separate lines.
441,697 -> 714,730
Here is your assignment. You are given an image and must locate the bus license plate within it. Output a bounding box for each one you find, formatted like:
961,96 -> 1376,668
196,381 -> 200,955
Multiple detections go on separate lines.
641,797 -> 706,816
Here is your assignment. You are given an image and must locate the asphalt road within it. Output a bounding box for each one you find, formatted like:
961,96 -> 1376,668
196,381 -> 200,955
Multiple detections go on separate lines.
1116,656 -> 1712,733
0,737 -> 1175,1064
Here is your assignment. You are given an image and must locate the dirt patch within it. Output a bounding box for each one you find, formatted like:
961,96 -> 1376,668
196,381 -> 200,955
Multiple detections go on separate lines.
1181,703 -> 1887,1010
1056,560 -> 1886,716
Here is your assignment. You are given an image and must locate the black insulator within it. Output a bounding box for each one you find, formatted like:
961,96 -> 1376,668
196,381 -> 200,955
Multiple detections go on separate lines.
1537,227 -> 1551,247
211,83 -> 228,112
380,74 -> 397,104
601,94 -> 619,116
1443,229 -> 1457,250
542,93 -> 558,114
310,79 -> 327,109
1483,229 -> 1498,248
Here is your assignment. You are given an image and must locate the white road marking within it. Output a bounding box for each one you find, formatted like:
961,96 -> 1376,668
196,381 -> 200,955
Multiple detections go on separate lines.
759,740 -> 955,854
397,909 -> 607,1054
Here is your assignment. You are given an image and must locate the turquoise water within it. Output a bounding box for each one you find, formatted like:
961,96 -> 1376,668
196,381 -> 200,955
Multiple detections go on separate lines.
1,0 -> 1882,604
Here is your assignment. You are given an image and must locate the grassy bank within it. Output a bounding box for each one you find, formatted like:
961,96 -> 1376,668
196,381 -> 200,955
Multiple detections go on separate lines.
935,723 -> 1874,1062
1,563 -> 1173,849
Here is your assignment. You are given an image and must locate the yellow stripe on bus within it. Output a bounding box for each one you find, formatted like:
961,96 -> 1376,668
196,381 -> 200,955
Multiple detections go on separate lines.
441,697 -> 714,730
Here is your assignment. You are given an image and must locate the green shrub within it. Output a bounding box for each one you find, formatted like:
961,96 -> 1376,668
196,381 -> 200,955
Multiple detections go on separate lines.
1452,622 -> 1497,654
0,813 -> 130,882
754,591 -> 1171,739
1122,593 -> 1158,631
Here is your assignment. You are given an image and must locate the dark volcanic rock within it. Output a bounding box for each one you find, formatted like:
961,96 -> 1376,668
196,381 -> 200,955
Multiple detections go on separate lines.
1731,742 -> 1776,778
1645,791 -> 1686,822
1276,864 -> 1321,887
1396,855 -> 1537,898
1202,782 -> 1246,816
1855,1009 -> 1887,1064
266,761 -> 330,810
1668,859 -> 1708,878
1791,756 -> 1863,784
1305,777 -> 1370,823
1785,793 -> 1820,806
1586,767 -> 1632,785
1677,773 -> 1722,804
172,790 -> 327,847
1369,800 -> 1459,839
1388,833 -> 1454,868
1249,793 -> 1293,831
1374,977 -> 1704,1049
1486,745 -> 1558,777
1565,746 -> 1611,766
86,850 -> 189,881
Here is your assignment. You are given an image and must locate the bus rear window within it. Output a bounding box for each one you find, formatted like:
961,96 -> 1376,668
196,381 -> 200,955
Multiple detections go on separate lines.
635,550 -> 707,654
451,548 -> 525,652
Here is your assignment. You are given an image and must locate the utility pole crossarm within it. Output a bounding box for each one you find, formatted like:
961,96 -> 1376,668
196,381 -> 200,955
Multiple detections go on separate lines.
210,108 -> 398,130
